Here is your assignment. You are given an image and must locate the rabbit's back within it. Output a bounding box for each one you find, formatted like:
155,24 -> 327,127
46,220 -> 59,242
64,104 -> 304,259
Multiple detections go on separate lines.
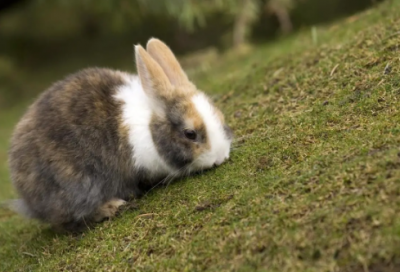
8,68 -> 136,226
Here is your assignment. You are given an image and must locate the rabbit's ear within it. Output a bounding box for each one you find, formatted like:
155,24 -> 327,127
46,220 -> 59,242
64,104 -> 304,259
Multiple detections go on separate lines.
135,45 -> 173,104
146,38 -> 190,87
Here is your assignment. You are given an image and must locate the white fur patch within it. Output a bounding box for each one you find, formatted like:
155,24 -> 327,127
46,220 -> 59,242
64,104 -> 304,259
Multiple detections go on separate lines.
114,74 -> 173,178
191,93 -> 231,170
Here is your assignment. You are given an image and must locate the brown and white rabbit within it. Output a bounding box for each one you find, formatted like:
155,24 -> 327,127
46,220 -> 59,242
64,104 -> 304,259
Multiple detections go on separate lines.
8,38 -> 232,231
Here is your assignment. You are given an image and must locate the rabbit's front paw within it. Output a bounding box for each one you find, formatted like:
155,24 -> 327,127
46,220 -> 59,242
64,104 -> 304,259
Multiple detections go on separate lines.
93,198 -> 127,222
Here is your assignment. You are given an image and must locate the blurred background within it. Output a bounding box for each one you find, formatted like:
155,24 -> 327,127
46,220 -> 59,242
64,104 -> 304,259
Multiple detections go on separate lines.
0,0 -> 383,109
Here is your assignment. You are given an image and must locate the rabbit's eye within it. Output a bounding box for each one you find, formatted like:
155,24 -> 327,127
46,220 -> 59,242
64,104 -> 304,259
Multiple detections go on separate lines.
184,129 -> 197,141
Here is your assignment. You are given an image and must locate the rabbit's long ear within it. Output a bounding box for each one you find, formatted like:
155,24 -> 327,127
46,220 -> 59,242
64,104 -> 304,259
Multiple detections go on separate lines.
146,38 -> 190,87
135,45 -> 173,105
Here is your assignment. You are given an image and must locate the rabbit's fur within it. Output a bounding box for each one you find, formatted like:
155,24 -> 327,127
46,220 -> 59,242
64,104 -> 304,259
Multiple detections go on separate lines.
8,38 -> 232,231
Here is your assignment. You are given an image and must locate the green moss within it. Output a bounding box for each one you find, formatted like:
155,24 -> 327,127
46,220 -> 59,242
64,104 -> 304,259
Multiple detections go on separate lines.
1,1 -> 400,271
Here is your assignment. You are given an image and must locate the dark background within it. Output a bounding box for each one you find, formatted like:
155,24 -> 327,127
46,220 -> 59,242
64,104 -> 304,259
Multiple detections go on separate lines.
0,0 -> 383,108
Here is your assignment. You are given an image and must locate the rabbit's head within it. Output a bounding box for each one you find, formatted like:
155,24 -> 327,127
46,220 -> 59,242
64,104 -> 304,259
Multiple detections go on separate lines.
135,38 -> 232,174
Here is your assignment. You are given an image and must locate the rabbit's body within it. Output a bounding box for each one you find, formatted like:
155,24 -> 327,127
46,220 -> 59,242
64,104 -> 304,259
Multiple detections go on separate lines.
9,68 -> 141,228
8,39 -> 232,231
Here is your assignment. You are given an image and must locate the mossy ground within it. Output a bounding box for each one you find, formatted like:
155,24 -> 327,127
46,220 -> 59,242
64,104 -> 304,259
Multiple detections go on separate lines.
1,1 -> 400,271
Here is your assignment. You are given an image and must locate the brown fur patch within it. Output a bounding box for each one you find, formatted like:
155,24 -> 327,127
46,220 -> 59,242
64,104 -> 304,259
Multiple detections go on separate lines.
180,96 -> 211,159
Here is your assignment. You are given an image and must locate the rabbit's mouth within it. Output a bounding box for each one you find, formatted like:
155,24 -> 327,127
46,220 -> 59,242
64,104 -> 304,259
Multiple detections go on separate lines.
186,154 -> 230,176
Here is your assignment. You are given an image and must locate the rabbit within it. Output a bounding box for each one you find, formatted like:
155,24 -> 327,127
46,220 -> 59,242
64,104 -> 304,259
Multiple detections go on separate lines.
8,38 -> 233,232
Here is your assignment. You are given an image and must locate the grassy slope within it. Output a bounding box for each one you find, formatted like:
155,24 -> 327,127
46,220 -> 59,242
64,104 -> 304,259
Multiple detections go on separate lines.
1,1 -> 400,271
